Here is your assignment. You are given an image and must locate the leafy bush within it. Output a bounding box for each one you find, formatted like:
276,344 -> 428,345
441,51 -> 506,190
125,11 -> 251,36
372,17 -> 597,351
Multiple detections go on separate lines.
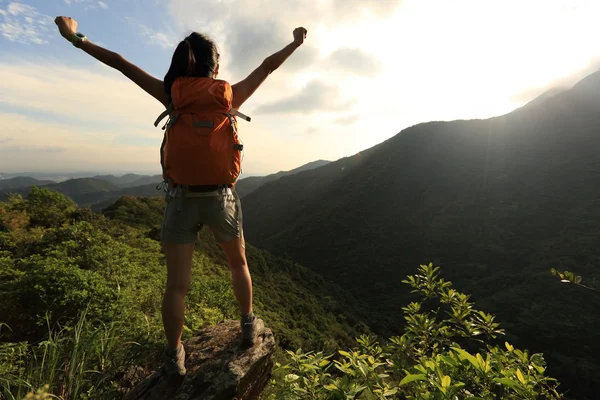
25,187 -> 77,228
267,264 -> 563,399
0,188 -> 362,398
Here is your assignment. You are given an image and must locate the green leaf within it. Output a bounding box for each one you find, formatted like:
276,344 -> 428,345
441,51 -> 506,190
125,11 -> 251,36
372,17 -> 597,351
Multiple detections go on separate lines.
451,347 -> 480,370
533,365 -> 546,374
284,373 -> 300,382
441,375 -> 451,388
516,368 -> 526,384
505,342 -> 514,352
494,377 -> 519,389
338,350 -> 351,358
399,373 -> 427,386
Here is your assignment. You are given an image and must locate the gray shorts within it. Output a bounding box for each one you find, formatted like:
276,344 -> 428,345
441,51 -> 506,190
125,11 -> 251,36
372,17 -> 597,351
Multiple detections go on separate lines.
159,187 -> 243,244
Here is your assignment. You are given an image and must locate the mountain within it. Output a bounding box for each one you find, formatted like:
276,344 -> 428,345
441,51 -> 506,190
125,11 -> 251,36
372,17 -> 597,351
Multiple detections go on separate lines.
0,162 -> 329,213
0,176 -> 53,190
0,176 -> 164,211
89,183 -> 163,212
235,160 -> 330,198
241,69 -> 600,397
92,174 -> 162,188
0,178 -> 121,205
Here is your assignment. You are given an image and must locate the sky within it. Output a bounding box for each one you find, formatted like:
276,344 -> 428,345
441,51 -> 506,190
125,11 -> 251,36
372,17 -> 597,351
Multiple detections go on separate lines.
1,0 -> 600,176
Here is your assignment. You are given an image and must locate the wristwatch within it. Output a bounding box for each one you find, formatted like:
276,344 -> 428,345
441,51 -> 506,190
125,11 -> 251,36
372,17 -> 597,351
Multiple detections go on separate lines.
71,32 -> 88,48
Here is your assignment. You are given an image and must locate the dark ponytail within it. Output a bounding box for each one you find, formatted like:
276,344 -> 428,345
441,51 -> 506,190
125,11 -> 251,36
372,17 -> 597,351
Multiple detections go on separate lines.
163,32 -> 220,101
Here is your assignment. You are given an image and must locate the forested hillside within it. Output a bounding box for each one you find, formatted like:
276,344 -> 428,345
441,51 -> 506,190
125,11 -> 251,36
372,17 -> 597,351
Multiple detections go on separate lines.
242,70 -> 600,397
0,188 -> 365,398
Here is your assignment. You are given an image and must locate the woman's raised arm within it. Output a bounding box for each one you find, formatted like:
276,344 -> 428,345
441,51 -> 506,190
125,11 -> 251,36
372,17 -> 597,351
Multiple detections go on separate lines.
55,16 -> 169,108
231,27 -> 307,110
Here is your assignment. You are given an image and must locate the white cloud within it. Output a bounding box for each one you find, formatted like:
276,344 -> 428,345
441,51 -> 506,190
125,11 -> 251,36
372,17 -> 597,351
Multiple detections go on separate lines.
0,2 -> 53,44
0,112 -> 160,173
64,0 -> 90,6
127,17 -> 176,50
7,2 -> 27,15
333,114 -> 361,126
255,80 -> 355,114
326,48 -> 383,77
0,58 -> 165,128
98,1 -> 108,9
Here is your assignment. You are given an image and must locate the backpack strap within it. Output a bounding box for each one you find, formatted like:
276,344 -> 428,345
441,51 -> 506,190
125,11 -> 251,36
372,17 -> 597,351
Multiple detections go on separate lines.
154,104 -> 173,128
156,103 -> 177,192
231,108 -> 251,122
154,103 -> 180,131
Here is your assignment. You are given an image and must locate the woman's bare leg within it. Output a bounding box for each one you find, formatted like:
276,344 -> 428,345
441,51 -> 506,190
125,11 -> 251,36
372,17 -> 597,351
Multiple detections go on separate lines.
218,236 -> 252,315
162,242 -> 195,350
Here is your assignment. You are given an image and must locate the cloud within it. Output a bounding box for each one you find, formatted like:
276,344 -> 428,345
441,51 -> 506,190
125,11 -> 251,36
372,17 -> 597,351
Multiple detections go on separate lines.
510,56 -> 600,103
332,0 -> 403,18
64,0 -> 90,6
333,113 -> 361,126
164,0 -> 404,81
254,80 -> 354,114
222,16 -> 318,79
2,145 -> 67,153
98,1 -> 108,9
326,48 -> 383,77
0,2 -> 53,44
0,58 -> 165,132
0,57 -> 340,176
7,2 -> 26,14
0,112 -> 160,173
126,17 -> 177,50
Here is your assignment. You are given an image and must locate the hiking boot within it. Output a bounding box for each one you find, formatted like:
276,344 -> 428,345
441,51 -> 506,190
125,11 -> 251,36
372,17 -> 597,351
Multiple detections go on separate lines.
241,313 -> 258,348
162,343 -> 186,376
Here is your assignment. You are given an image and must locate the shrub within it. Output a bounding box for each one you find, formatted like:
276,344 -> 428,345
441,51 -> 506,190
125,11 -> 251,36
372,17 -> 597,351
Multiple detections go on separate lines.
267,264 -> 562,399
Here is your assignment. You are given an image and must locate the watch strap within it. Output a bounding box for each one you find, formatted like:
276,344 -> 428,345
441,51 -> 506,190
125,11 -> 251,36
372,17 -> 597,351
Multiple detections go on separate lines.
71,32 -> 87,48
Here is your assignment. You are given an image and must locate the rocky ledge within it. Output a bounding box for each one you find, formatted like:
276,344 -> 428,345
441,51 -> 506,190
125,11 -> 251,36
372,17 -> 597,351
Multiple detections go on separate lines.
124,318 -> 274,400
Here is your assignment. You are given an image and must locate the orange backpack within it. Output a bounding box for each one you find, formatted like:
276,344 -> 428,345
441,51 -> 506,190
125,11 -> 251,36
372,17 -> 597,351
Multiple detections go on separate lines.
154,77 -> 250,188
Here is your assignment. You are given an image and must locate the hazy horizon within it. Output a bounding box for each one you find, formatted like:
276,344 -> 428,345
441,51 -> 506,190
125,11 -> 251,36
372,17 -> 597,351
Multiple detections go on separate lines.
0,169 -> 269,181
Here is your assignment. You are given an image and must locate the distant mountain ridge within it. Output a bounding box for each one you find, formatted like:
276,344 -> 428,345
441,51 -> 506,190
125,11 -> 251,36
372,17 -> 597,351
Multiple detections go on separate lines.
235,160 -> 331,198
0,161 -> 331,211
0,177 -> 53,190
92,174 -> 163,188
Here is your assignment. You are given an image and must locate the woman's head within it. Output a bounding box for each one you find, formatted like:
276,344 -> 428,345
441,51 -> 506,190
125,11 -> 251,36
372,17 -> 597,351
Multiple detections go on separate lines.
163,32 -> 220,99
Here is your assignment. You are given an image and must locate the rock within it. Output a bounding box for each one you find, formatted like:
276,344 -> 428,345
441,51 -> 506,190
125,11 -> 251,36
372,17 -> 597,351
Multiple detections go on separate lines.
124,318 -> 275,400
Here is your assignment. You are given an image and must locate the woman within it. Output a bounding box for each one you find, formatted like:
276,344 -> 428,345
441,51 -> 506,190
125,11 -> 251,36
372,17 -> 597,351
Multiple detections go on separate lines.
54,16 -> 307,376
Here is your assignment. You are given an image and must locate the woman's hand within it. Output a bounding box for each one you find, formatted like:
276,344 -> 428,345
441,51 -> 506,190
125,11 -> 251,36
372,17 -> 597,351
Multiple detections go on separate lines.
293,27 -> 307,46
54,16 -> 78,41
